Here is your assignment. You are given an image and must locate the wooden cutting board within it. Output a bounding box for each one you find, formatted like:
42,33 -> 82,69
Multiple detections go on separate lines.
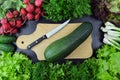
16,23 -> 92,60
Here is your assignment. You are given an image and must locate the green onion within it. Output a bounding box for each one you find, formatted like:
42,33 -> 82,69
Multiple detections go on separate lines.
101,22 -> 120,50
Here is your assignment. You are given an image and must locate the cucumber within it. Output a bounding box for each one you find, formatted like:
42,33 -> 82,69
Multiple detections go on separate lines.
0,43 -> 15,52
44,22 -> 93,62
0,35 -> 16,43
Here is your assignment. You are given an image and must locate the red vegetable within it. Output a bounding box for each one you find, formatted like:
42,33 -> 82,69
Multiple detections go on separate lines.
35,7 -> 41,13
26,4 -> 35,13
13,10 -> 19,17
41,11 -> 44,16
2,23 -> 12,32
9,20 -> 15,27
26,13 -> 34,20
0,27 -> 4,34
35,13 -> 40,20
34,0 -> 43,7
17,17 -> 22,21
20,8 -> 27,15
0,18 -> 7,24
10,28 -> 18,34
22,15 -> 27,21
6,12 -> 14,19
16,20 -> 23,28
23,0 -> 30,4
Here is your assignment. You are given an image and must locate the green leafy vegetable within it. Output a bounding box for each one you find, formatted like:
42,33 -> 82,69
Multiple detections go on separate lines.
43,0 -> 92,22
31,61 -> 73,80
32,44 -> 120,80
31,61 -> 49,80
91,0 -> 120,26
76,45 -> 120,80
107,0 -> 120,13
95,45 -> 120,80
0,51 -> 32,80
0,0 -> 4,4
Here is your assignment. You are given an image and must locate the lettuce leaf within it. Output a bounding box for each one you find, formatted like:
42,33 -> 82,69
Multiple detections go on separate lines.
95,45 -> 120,80
107,0 -> 120,13
0,51 -> 32,80
91,0 -> 120,26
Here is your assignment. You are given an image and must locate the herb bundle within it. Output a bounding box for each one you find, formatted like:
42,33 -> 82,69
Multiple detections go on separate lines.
43,0 -> 92,22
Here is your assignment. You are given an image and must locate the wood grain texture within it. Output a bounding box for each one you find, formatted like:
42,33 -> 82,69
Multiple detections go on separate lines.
16,23 -> 92,60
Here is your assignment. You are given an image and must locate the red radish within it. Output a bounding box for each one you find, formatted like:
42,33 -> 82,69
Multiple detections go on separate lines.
41,11 -> 44,16
22,15 -> 27,21
9,20 -> 15,27
2,23 -> 12,32
0,27 -> 4,34
17,17 -> 22,21
35,13 -> 40,20
16,20 -> 22,28
10,28 -> 18,34
26,13 -> 34,20
34,0 -> 43,7
26,4 -> 34,13
0,18 -> 7,24
20,8 -> 27,15
35,7 -> 41,13
23,0 -> 30,4
6,12 -> 14,19
13,10 -> 19,17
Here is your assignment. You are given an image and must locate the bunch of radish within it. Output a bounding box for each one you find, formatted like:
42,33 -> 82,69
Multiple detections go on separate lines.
0,0 -> 43,35
22,0 -> 43,20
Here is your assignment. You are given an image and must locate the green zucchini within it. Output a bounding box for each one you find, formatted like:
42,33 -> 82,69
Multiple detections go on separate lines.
0,43 -> 15,52
0,35 -> 16,43
44,22 -> 93,62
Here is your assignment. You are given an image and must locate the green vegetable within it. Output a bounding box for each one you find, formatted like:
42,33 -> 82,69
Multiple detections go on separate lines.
0,51 -> 32,80
101,22 -> 120,50
31,61 -> 75,80
107,0 -> 120,13
0,43 -> 15,52
32,44 -> 120,80
0,0 -> 4,4
69,45 -> 120,80
43,0 -> 92,22
0,35 -> 16,43
95,45 -> 120,80
91,0 -> 120,26
31,61 -> 50,80
44,22 -> 93,62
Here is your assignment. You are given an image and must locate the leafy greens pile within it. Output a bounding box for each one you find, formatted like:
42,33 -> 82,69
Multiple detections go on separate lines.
31,44 -> 120,80
43,0 -> 92,22
0,51 -> 32,80
0,0 -> 25,19
80,45 -> 120,80
91,0 -> 120,26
